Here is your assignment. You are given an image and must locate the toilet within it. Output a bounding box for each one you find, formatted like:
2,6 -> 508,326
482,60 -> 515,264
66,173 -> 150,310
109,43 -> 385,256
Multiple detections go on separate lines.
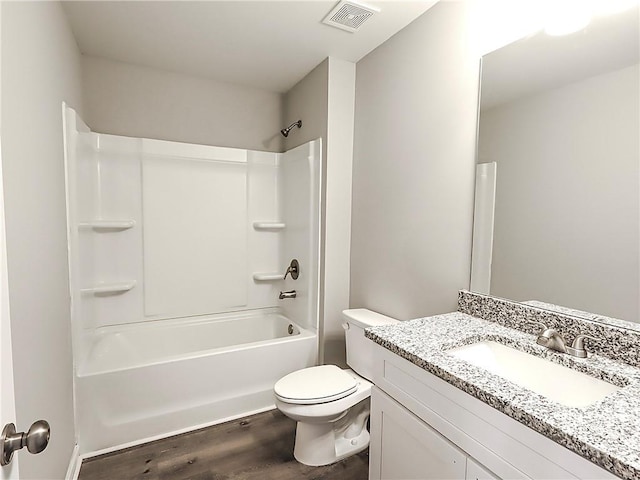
274,308 -> 399,466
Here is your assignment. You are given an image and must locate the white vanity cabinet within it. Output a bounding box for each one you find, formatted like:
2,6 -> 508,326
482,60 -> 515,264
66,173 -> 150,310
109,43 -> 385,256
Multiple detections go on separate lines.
369,343 -> 619,480
370,386 -> 497,480
466,458 -> 500,480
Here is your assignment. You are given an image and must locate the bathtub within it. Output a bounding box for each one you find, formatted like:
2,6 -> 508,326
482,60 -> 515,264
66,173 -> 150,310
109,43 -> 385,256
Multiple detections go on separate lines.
76,308 -> 317,454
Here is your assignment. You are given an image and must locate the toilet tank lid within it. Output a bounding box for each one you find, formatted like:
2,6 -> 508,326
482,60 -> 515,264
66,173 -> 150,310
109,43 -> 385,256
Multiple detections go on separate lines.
342,309 -> 399,329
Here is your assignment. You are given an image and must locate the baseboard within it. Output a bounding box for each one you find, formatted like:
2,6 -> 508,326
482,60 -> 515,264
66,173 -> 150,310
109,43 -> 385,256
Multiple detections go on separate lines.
80,404 -> 276,460
65,444 -> 81,480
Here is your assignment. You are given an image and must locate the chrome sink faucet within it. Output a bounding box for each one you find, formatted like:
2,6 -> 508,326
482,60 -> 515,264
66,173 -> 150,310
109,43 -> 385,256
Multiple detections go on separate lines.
536,326 -> 567,353
530,322 -> 598,358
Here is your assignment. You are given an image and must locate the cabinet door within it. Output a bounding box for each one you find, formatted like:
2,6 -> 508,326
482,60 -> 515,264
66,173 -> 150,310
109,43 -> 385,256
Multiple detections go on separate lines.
370,387 -> 467,480
466,458 -> 499,480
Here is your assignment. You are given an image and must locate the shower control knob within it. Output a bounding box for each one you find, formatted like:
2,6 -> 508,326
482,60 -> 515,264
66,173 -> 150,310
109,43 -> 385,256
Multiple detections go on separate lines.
1,420 -> 50,466
283,259 -> 300,280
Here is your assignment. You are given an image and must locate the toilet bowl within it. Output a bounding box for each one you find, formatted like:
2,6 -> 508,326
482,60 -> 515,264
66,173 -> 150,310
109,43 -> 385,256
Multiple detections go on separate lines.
275,365 -> 372,466
273,309 -> 399,466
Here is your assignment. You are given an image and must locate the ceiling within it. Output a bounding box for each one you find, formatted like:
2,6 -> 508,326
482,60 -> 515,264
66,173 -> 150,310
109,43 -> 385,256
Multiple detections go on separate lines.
480,5 -> 640,110
62,1 -> 437,93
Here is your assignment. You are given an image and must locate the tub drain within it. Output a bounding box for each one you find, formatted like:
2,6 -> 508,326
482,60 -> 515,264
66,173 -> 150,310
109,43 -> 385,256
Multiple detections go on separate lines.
288,324 -> 294,334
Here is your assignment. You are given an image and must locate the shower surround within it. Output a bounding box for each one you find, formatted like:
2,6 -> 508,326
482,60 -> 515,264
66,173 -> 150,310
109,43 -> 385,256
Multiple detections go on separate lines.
63,106 -> 321,454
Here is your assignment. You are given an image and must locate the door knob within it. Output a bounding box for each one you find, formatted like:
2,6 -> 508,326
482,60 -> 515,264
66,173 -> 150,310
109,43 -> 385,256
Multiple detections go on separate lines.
1,420 -> 50,466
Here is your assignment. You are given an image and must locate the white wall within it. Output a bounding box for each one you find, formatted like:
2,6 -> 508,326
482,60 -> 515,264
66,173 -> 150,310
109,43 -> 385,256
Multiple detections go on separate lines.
323,58 -> 355,366
0,6 -> 20,478
1,2 -> 83,478
480,64 -> 640,322
350,1 -> 479,320
279,141 -> 322,334
82,55 -> 284,152
67,126 -> 288,333
283,58 -> 356,366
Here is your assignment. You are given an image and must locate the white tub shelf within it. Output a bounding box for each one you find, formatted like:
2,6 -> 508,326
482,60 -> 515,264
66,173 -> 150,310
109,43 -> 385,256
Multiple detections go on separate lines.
253,222 -> 286,231
81,281 -> 136,295
252,273 -> 283,282
78,220 -> 136,231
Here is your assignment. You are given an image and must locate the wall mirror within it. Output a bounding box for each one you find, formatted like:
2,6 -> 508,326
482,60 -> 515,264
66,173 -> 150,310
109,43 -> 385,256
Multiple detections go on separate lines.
472,5 -> 640,329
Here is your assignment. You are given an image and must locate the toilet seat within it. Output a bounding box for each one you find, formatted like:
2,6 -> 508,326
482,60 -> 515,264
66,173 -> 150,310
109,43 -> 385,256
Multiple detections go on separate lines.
274,365 -> 358,404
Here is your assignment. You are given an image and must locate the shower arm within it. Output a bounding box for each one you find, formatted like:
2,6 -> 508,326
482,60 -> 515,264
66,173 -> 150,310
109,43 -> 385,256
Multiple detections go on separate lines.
280,120 -> 302,138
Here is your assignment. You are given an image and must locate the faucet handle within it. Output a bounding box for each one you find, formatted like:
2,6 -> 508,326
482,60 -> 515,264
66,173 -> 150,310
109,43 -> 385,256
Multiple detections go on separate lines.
571,334 -> 600,349
283,259 -> 299,280
567,334 -> 600,358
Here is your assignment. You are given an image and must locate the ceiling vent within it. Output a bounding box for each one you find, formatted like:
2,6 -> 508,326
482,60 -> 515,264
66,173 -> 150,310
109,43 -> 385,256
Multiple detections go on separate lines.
322,0 -> 379,33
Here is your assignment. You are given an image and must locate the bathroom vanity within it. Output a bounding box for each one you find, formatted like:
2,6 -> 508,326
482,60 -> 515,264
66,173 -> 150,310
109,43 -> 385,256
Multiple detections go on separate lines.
366,292 -> 640,480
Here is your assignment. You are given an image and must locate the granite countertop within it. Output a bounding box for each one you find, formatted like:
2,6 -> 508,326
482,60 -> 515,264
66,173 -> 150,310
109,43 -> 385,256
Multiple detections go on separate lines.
365,312 -> 640,480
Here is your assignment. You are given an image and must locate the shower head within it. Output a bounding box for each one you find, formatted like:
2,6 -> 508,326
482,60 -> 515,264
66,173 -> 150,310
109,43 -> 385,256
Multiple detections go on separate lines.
280,120 -> 302,137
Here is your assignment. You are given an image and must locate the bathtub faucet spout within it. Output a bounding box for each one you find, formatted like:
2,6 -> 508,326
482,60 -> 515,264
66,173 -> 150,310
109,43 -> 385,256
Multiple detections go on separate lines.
279,290 -> 297,300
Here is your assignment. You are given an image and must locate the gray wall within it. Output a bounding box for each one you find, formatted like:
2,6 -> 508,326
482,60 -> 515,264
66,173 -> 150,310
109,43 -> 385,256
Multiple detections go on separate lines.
82,55 -> 284,152
1,2 -> 83,477
283,59 -> 328,153
350,1 -> 479,320
480,64 -> 640,322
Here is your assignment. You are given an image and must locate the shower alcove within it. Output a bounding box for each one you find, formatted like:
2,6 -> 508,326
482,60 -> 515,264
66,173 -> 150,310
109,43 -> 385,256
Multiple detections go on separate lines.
63,106 -> 321,454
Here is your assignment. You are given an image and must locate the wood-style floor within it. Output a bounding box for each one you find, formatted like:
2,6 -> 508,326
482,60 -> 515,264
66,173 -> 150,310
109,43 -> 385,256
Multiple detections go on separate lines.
77,410 -> 369,480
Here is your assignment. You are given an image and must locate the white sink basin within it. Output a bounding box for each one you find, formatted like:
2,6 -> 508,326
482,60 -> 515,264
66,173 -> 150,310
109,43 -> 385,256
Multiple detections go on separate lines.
448,341 -> 620,407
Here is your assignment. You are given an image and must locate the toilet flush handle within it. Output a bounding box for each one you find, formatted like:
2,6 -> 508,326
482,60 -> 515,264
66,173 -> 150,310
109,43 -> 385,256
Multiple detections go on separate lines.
342,322 -> 350,330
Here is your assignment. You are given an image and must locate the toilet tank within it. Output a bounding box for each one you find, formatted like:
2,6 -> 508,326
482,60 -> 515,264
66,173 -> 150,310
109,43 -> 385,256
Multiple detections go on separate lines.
343,309 -> 399,381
